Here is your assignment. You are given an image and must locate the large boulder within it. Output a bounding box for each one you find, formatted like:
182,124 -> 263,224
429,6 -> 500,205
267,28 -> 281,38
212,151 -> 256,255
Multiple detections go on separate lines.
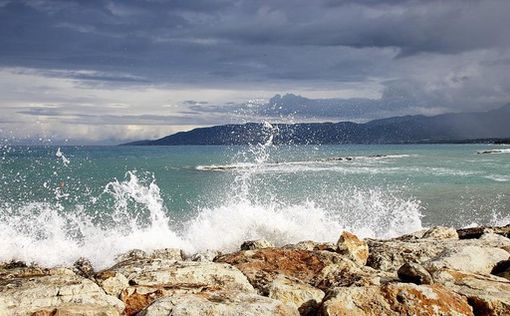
96,259 -> 255,315
367,232 -> 510,273
336,231 -> 369,266
215,248 -> 373,293
0,267 -> 124,315
433,268 -> 510,315
321,282 -> 473,316
424,245 -> 509,274
422,226 -> 459,240
137,290 -> 299,316
267,276 -> 325,315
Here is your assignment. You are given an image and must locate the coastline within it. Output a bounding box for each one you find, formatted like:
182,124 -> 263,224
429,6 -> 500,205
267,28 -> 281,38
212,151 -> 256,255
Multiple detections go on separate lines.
2,225 -> 510,315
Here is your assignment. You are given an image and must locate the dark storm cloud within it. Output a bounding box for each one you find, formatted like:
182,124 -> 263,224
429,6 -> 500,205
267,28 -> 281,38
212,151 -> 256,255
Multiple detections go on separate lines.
1,0 -> 510,141
1,0 -> 509,83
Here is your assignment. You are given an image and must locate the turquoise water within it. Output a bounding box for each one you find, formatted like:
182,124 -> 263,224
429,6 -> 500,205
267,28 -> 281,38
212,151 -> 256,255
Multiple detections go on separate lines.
0,143 -> 509,268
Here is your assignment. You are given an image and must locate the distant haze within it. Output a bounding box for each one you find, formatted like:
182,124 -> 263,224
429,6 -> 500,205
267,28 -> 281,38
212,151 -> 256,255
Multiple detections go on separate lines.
1,0 -> 510,144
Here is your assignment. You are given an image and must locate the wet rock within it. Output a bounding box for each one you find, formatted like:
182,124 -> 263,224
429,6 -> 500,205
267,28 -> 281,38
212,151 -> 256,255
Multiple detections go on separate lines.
422,226 -> 459,240
137,290 -> 299,316
397,262 -> 434,285
268,276 -> 324,315
283,241 -> 336,252
424,245 -> 509,274
241,239 -> 274,250
115,248 -> 183,263
321,282 -> 473,316
215,248 -> 375,293
433,268 -> 510,315
186,250 -> 221,262
336,231 -> 369,265
457,224 -> 510,240
0,267 -> 124,315
73,257 -> 95,279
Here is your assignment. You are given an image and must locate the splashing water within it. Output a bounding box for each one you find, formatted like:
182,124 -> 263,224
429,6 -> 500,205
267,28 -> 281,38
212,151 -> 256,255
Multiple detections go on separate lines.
0,139 -> 426,269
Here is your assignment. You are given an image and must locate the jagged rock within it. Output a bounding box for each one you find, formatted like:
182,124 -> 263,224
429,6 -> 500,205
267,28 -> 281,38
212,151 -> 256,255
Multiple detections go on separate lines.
186,250 -> 221,262
424,245 -> 509,274
215,248 -> 377,293
30,303 -> 121,315
73,257 -> 95,279
0,267 -> 124,315
114,248 -> 183,263
268,275 -> 324,315
99,259 -> 254,315
367,235 -> 510,273
321,282 -> 473,316
95,271 -> 130,297
433,268 -> 510,315
457,224 -> 510,240
137,290 -> 299,316
283,241 -> 336,252
336,231 -> 369,265
422,226 -> 459,240
241,239 -> 274,250
398,262 -> 434,285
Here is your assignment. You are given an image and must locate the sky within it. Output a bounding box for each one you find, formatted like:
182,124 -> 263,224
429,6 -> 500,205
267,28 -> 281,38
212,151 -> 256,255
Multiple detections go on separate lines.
1,0 -> 510,144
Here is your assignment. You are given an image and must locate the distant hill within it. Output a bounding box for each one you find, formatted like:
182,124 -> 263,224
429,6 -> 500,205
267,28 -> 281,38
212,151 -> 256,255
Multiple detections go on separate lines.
123,104 -> 510,145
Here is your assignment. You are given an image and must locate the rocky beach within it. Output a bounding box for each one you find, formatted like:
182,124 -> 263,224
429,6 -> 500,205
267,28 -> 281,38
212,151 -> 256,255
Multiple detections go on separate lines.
2,225 -> 510,315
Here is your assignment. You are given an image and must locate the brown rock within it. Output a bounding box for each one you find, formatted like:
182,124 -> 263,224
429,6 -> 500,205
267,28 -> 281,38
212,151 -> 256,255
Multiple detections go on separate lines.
433,268 -> 510,315
321,282 -> 473,316
268,276 -> 325,315
397,262 -> 434,285
215,248 -> 377,293
336,231 -> 369,265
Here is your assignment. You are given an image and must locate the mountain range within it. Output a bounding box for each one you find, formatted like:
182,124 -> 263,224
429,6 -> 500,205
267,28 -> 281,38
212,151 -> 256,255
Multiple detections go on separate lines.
124,104 -> 510,145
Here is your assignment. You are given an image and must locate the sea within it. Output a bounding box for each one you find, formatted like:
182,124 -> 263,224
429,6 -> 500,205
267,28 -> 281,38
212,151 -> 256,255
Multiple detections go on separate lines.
1,139 -> 509,269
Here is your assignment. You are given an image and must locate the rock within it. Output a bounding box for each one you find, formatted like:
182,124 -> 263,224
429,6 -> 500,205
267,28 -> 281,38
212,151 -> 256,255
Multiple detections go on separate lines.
186,250 -> 221,262
99,259 -> 255,315
73,257 -> 95,279
0,267 -> 124,315
283,241 -> 336,252
95,271 -> 130,297
367,238 -> 445,272
433,268 -> 510,315
336,231 -> 369,265
424,245 -> 509,274
457,224 -> 510,240
492,259 -> 510,279
114,248 -> 183,263
397,262 -> 434,285
241,239 -> 274,250
422,226 -> 459,240
30,304 -> 121,315
321,282 -> 473,316
268,276 -> 324,315
137,290 -> 299,316
367,235 -> 510,273
215,248 -> 375,293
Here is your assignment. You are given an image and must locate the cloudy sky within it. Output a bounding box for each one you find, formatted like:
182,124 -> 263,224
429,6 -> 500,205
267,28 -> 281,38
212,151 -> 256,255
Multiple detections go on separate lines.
1,0 -> 509,144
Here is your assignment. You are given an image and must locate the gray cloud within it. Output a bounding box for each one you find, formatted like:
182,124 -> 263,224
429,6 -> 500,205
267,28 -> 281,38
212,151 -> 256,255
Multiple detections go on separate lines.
0,0 -> 509,143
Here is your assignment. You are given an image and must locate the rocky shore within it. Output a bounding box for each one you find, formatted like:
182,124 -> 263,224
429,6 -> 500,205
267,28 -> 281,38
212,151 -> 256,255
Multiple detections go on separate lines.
2,225 -> 510,315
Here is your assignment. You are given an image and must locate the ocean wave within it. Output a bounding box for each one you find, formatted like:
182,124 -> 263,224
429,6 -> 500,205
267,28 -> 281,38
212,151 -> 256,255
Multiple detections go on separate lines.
484,175 -> 510,182
0,171 -> 423,269
196,154 -> 413,172
477,148 -> 510,154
